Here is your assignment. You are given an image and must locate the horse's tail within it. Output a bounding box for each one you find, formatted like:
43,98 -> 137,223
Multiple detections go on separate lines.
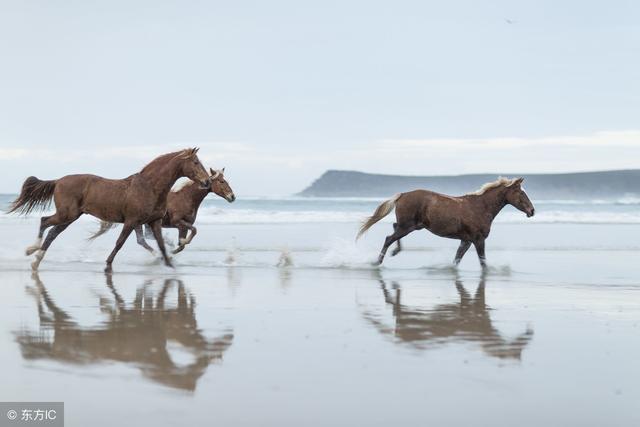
7,176 -> 57,215
356,193 -> 401,240
87,221 -> 117,241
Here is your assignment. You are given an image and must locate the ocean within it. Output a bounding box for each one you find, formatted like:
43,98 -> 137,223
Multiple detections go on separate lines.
1,193 -> 640,272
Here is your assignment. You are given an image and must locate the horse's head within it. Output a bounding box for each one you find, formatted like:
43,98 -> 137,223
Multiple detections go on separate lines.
177,148 -> 211,189
209,168 -> 235,202
505,177 -> 535,217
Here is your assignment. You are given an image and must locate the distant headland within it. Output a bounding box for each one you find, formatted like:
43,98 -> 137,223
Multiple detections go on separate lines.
297,169 -> 640,199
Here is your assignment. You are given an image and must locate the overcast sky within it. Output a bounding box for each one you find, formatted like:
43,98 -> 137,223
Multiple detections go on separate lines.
1,0 -> 639,195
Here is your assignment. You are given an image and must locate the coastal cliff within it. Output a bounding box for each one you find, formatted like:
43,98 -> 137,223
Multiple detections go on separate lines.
298,170 -> 640,199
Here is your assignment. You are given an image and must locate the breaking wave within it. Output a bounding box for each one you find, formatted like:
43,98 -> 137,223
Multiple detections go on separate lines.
194,207 -> 640,225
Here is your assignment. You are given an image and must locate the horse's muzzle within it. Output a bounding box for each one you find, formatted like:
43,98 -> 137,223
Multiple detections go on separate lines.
527,208 -> 535,217
226,193 -> 236,203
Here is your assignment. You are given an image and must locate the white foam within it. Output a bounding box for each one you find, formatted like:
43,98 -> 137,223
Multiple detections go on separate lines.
196,207 -> 368,224
320,238 -> 378,268
193,207 -> 640,225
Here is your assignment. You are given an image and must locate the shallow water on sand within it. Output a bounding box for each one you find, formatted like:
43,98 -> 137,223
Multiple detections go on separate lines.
1,218 -> 639,426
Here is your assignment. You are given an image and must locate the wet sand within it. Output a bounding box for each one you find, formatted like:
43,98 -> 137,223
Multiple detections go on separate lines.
0,219 -> 639,426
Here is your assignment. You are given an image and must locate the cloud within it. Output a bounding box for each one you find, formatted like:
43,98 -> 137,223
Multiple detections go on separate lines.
1,130 -> 639,195
0,148 -> 28,160
379,130 -> 640,151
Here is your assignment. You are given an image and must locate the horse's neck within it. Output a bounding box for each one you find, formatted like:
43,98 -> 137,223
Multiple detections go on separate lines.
475,187 -> 508,220
182,184 -> 209,210
141,158 -> 181,198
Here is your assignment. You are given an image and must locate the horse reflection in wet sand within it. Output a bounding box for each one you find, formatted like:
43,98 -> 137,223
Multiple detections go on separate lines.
357,177 -> 535,267
361,276 -> 534,359
15,274 -> 233,391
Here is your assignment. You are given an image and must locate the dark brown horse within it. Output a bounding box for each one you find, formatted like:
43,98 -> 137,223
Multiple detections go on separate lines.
90,167 -> 235,254
357,177 -> 535,267
8,148 -> 211,272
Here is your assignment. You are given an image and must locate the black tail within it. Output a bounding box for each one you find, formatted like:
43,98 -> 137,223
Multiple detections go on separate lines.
8,176 -> 56,215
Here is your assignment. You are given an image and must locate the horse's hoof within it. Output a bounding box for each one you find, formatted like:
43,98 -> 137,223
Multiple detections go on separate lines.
104,265 -> 113,274
390,250 -> 400,257
165,261 -> 175,269
172,247 -> 184,255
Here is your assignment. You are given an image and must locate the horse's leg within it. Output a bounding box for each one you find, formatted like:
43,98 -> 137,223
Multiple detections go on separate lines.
150,220 -> 174,268
454,241 -> 472,265
30,206 -> 82,270
183,222 -> 197,245
104,223 -> 134,273
31,223 -> 71,271
376,224 -> 416,265
134,226 -> 155,254
390,223 -> 403,257
173,227 -> 189,254
473,239 -> 487,269
144,224 -> 155,239
26,215 -> 54,255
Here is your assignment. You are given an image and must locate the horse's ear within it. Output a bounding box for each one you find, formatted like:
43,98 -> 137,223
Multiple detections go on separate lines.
209,167 -> 215,176
178,148 -> 198,159
222,167 -> 225,173
515,177 -> 524,185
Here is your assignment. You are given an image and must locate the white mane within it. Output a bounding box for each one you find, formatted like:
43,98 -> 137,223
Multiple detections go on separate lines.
171,179 -> 195,192
470,177 -> 518,195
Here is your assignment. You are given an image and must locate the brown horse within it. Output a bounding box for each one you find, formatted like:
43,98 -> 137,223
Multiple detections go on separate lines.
90,167 -> 236,254
8,148 -> 211,272
357,177 -> 535,267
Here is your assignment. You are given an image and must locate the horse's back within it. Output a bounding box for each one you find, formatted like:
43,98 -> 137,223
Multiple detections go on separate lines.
397,189 -> 461,212
56,174 -> 131,190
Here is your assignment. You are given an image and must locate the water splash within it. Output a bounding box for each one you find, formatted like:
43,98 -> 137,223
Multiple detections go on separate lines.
277,247 -> 294,267
321,237 -> 378,268
224,238 -> 238,265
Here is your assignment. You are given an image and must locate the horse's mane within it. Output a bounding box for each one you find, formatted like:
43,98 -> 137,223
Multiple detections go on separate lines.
171,180 -> 194,192
469,177 -> 518,195
140,148 -> 198,174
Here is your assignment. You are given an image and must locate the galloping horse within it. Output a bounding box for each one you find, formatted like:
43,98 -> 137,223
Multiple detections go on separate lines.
357,177 -> 535,267
8,148 -> 211,272
90,167 -> 235,254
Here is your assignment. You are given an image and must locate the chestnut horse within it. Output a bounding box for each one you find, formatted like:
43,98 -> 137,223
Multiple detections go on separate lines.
357,177 -> 535,267
8,148 -> 211,272
90,167 -> 235,254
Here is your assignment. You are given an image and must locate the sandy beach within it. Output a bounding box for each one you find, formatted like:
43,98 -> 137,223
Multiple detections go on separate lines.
1,209 -> 639,427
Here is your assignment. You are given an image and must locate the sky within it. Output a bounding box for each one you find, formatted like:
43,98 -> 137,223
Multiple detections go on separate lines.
1,0 -> 639,196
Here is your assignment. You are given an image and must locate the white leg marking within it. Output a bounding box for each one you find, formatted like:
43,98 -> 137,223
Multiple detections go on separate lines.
25,238 -> 43,256
31,249 -> 46,271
